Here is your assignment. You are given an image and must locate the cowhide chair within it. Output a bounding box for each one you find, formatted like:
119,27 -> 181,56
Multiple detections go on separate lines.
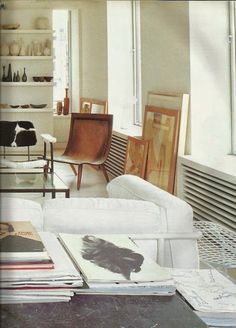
0,120 -> 56,171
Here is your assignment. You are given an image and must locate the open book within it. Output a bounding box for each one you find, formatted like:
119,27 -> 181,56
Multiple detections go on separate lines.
59,233 -> 174,295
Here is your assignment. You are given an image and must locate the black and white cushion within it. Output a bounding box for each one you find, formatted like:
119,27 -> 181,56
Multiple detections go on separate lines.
0,121 -> 37,147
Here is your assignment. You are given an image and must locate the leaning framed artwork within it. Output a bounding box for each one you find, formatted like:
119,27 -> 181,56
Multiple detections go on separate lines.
80,98 -> 108,114
124,136 -> 148,179
147,91 -> 189,156
143,105 -> 180,194
80,99 -> 92,113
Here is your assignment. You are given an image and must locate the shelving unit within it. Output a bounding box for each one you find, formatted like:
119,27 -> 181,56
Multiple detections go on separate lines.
0,11 -> 53,109
0,9 -> 54,151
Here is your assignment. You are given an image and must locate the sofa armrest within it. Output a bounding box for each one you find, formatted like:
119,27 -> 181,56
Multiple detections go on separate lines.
107,175 -> 193,232
107,175 -> 199,268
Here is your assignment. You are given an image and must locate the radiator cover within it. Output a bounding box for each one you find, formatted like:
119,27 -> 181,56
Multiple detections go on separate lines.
178,158 -> 236,231
105,131 -> 128,178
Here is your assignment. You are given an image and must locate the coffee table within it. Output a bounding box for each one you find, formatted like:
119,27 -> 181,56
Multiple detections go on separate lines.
0,172 -> 70,198
0,294 -> 207,328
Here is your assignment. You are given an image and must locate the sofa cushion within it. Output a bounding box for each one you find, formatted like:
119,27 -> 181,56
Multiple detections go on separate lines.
43,197 -> 164,233
0,197 -> 43,231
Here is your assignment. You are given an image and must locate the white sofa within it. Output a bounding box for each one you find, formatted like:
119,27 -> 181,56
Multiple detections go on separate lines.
0,175 -> 200,269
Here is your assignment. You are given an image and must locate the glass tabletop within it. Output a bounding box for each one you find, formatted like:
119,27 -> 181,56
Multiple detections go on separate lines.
0,172 -> 69,193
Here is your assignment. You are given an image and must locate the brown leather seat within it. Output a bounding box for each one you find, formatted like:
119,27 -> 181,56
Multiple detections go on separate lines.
52,113 -> 113,189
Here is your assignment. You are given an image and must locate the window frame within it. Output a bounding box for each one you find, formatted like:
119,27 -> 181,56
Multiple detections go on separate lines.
132,0 -> 142,126
229,1 -> 236,154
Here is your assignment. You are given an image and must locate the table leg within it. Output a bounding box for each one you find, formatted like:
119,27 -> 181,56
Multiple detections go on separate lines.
66,189 -> 70,198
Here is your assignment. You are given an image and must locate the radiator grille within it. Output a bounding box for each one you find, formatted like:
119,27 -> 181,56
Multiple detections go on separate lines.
105,132 -> 128,178
182,164 -> 236,231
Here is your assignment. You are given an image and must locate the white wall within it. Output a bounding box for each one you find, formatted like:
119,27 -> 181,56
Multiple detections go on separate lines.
189,1 -> 231,160
140,1 -> 190,113
78,1 -> 108,101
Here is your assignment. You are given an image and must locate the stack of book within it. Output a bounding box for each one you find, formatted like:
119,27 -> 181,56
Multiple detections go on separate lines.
59,233 -> 176,296
0,221 -> 83,303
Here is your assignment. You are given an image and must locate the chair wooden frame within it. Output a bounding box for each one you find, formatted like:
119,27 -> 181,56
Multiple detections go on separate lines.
80,97 -> 108,114
51,113 -> 113,189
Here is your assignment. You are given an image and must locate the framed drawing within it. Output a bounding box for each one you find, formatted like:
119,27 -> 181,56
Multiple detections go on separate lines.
124,136 -> 148,178
80,98 -> 108,114
143,105 -> 180,194
80,98 -> 91,113
147,91 -> 189,156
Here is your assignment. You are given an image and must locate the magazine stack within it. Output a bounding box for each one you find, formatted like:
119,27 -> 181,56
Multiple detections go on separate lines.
0,221 -> 83,303
59,233 -> 176,295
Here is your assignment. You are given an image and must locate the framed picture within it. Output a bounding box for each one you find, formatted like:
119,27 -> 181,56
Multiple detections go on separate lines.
147,92 -> 189,156
80,99 -> 92,113
124,136 -> 148,179
80,98 -> 108,114
143,105 -> 180,194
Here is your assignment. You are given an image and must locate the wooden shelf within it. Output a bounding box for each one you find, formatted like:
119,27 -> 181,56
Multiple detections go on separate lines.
0,29 -> 53,34
0,108 -> 53,113
0,82 -> 54,87
1,56 -> 52,60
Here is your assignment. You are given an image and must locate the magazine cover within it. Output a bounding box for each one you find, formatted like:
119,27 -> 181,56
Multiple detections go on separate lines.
59,233 -> 171,284
0,221 -> 49,260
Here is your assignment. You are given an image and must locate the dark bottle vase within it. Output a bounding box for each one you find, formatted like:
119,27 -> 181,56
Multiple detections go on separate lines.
7,63 -> 12,82
16,70 -> 20,82
22,67 -> 27,82
13,72 -> 17,82
2,65 -> 7,82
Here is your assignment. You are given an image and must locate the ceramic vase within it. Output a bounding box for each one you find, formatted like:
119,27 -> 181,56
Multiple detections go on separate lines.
22,67 -> 27,82
16,70 -> 20,82
2,65 -> 7,82
9,40 -> 20,56
7,63 -> 12,82
35,17 -> 49,30
1,43 -> 9,56
63,88 -> 70,115
19,39 -> 27,56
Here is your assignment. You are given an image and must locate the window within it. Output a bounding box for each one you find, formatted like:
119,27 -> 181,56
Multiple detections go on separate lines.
229,1 -> 236,154
52,10 -> 71,111
107,0 -> 142,130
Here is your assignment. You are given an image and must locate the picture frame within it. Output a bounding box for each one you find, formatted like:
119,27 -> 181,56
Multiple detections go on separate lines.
143,105 -> 180,194
124,136 -> 148,179
80,100 -> 91,113
80,98 -> 108,114
147,92 -> 189,156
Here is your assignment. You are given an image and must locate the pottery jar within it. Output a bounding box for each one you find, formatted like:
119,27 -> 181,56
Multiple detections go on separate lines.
43,46 -> 51,56
35,17 -> 49,30
9,40 -> 20,56
0,43 -> 10,56
56,101 -> 63,115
